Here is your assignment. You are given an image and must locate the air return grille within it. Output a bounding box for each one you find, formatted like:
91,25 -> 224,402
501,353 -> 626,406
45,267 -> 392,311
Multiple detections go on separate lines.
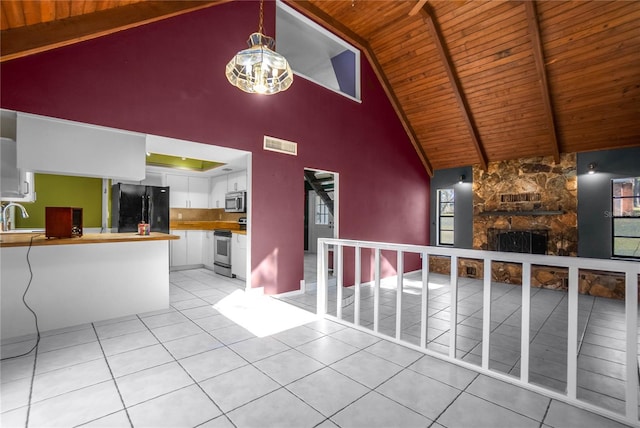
263,136 -> 298,156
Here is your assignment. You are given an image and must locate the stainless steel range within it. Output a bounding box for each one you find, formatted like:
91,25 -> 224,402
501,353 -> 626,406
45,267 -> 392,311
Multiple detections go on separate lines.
213,229 -> 232,277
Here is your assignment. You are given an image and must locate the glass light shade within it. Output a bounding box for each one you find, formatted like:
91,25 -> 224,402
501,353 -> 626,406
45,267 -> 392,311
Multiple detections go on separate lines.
226,33 -> 293,95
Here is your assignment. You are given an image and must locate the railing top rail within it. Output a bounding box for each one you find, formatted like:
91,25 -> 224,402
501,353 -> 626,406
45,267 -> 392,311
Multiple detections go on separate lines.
318,238 -> 640,274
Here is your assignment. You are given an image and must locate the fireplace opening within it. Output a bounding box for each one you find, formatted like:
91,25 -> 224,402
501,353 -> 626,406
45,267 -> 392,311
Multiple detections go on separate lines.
488,228 -> 548,254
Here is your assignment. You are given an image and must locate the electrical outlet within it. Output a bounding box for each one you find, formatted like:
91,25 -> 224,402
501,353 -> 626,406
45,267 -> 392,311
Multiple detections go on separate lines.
178,213 -> 182,219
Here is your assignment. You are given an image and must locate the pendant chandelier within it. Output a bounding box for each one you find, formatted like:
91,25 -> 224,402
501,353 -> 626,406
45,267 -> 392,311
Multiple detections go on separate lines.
225,0 -> 293,95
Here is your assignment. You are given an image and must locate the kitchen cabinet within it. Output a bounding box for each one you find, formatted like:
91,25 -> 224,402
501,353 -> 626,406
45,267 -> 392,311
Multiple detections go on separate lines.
166,174 -> 209,208
170,230 -> 204,268
210,178 -> 227,209
203,231 -> 215,268
16,111 -> 146,181
1,138 -> 35,202
187,230 -> 204,265
231,232 -> 247,280
227,171 -> 247,192
1,112 -> 36,202
210,170 -> 247,209
170,230 -> 187,267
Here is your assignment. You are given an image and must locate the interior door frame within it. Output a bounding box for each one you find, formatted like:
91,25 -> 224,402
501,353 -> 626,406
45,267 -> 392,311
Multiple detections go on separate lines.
304,167 -> 339,244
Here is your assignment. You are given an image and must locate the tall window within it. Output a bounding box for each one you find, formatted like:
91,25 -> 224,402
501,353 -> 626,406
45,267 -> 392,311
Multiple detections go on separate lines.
612,177 -> 640,259
315,196 -> 330,225
437,189 -> 455,246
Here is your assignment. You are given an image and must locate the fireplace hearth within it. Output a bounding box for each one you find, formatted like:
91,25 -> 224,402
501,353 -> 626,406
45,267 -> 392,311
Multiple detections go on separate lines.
488,228 -> 548,254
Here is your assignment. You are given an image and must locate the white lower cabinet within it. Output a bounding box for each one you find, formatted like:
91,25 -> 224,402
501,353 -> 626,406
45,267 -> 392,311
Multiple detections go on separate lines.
170,230 -> 187,267
203,231 -> 215,269
170,230 -> 204,268
231,232 -> 247,280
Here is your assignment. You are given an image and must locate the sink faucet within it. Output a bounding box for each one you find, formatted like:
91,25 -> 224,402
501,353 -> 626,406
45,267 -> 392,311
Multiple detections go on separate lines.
2,202 -> 29,231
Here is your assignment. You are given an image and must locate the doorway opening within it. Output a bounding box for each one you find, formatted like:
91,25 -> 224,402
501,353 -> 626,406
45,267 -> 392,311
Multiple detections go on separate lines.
303,168 -> 338,288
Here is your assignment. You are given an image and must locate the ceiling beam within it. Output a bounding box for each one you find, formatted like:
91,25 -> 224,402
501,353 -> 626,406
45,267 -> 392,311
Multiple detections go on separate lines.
420,5 -> 488,171
0,1 -> 229,63
409,0 -> 429,17
525,1 -> 561,163
286,0 -> 434,177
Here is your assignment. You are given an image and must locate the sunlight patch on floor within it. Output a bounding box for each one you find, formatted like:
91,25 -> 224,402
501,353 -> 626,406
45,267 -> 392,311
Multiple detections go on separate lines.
213,290 -> 319,337
379,276 -> 445,294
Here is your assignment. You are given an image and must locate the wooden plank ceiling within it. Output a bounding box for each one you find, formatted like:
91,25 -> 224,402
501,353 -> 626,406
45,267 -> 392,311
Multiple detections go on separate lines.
2,0 -> 639,175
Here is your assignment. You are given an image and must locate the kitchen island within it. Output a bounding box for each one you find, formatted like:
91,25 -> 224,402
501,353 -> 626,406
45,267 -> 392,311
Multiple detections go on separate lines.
0,232 -> 179,340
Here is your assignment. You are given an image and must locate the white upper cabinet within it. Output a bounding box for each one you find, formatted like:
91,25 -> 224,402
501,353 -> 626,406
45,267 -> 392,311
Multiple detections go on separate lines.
16,112 -> 146,181
188,176 -> 209,208
210,170 -> 247,209
167,174 -> 189,208
166,174 -> 209,208
1,137 -> 36,202
226,171 -> 247,192
210,177 -> 227,209
1,110 -> 35,202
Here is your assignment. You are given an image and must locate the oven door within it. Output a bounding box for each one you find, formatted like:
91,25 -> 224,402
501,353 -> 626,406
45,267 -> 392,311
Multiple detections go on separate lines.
214,235 -> 231,266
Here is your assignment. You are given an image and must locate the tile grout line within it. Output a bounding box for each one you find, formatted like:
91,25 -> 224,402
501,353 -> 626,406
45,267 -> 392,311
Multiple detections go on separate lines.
539,398 -> 552,428
90,323 -> 134,428
134,313 -> 229,426
172,283 -> 375,422
426,373 -> 475,428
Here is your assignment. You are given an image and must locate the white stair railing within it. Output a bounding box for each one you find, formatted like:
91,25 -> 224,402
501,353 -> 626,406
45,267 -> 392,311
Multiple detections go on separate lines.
317,238 -> 640,426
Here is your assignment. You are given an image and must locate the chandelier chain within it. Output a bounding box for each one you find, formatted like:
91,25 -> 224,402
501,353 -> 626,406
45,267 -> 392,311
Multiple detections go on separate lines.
258,0 -> 264,34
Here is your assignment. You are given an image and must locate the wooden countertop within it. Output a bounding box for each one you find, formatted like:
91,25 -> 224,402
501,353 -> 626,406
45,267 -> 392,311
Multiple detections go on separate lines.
169,220 -> 242,231
0,232 -> 179,248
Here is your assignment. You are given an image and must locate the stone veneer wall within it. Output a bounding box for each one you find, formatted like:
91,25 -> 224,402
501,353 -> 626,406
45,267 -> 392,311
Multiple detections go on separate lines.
428,256 -> 639,301
473,153 -> 577,256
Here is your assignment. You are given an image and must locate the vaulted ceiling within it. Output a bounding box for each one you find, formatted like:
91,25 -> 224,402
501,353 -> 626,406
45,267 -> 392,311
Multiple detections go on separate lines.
2,0 -> 639,175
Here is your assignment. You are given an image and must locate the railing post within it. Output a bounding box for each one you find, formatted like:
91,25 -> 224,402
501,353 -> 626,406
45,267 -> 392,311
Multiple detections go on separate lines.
624,268 -> 639,420
567,266 -> 578,399
521,262 -> 531,384
336,245 -> 344,320
374,248 -> 381,333
316,240 -> 328,316
420,252 -> 429,348
482,258 -> 492,370
395,251 -> 404,340
449,255 -> 458,359
354,245 -> 361,326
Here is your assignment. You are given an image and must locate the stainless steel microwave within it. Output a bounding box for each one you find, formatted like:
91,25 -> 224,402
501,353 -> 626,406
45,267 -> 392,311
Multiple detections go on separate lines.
225,191 -> 246,213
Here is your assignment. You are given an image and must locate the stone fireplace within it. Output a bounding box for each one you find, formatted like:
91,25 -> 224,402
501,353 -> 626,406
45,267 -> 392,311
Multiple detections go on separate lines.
473,153 -> 577,256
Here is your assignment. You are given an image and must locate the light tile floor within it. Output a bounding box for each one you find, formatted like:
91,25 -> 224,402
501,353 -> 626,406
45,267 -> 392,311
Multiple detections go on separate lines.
0,268 -> 634,427
287,255 -> 640,421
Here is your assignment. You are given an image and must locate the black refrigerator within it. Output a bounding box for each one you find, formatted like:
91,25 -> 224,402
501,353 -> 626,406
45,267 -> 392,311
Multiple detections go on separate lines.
111,183 -> 170,233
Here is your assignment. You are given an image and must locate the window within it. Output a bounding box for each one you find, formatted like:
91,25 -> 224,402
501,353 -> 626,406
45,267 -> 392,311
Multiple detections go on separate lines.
315,196 -> 330,225
437,189 -> 455,246
276,1 -> 361,101
612,177 -> 640,259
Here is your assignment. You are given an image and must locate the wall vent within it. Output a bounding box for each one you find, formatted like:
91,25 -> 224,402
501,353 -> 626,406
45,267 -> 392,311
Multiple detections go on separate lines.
264,136 -> 298,156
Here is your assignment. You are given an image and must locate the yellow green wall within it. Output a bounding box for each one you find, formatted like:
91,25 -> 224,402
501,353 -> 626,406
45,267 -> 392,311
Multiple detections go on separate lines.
15,174 -> 103,228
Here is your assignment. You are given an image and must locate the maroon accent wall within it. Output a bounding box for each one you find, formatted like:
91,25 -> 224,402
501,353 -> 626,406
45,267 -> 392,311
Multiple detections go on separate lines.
0,1 -> 430,294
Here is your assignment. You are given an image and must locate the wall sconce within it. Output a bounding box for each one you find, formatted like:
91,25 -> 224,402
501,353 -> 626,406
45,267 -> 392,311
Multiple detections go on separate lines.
458,174 -> 466,184
587,162 -> 597,175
